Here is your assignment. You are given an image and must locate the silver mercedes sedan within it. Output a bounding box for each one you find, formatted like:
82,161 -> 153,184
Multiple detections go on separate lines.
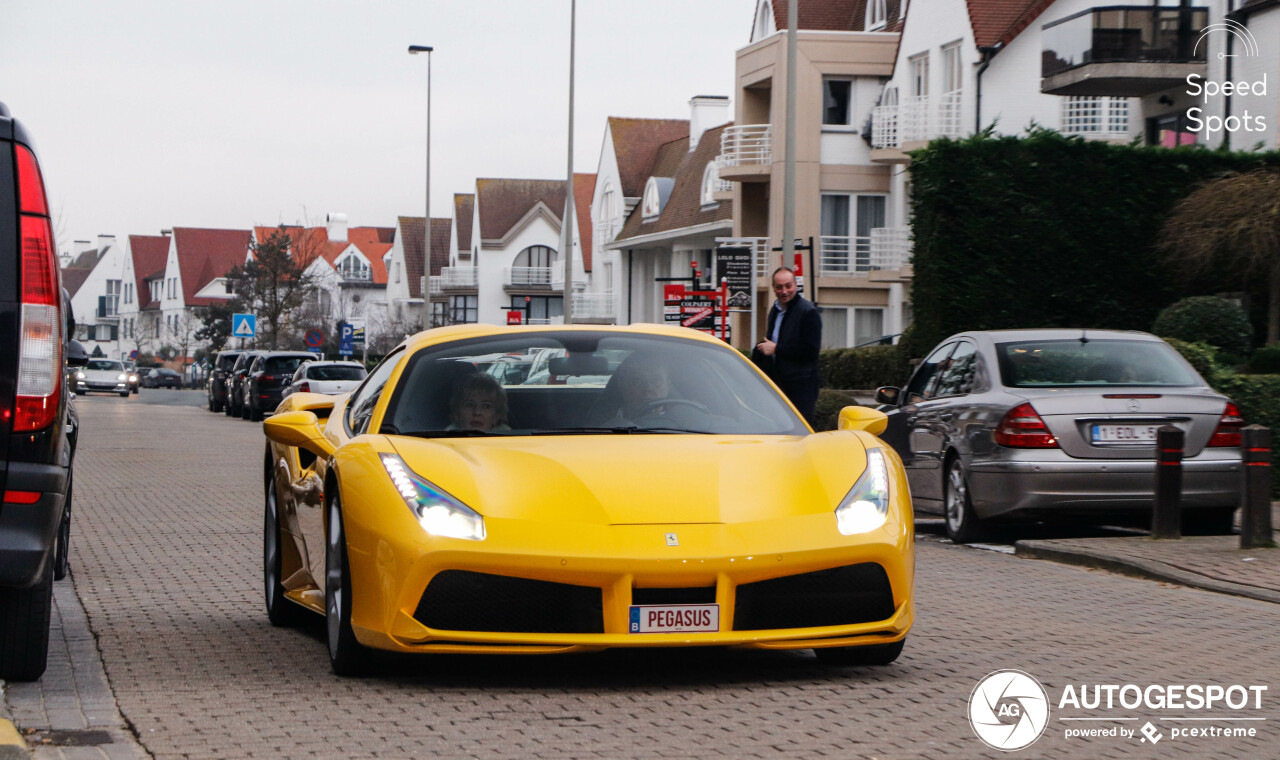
876,329 -> 1242,543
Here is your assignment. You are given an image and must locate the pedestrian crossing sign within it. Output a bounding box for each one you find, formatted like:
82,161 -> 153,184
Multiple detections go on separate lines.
232,313 -> 257,338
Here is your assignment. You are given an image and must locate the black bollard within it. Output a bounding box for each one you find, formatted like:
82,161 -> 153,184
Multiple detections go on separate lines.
1152,425 -> 1183,540
1240,425 -> 1275,550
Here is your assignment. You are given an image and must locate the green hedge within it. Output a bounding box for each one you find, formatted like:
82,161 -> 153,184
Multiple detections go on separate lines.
1164,338 -> 1220,382
813,388 -> 860,432
1153,296 -> 1253,356
1208,373 -> 1280,496
908,129 -> 1280,354
820,345 -> 911,390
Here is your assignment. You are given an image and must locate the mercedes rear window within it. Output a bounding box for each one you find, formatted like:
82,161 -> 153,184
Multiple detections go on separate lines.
308,365 -> 365,381
996,339 -> 1200,388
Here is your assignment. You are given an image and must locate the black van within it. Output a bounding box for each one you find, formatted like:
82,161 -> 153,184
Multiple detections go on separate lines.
0,102 -> 89,681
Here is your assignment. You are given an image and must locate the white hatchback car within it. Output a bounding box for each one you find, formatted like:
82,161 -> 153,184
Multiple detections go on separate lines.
282,360 -> 366,398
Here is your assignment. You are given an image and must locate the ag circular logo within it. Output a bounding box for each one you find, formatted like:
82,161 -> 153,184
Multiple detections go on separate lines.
968,670 -> 1050,751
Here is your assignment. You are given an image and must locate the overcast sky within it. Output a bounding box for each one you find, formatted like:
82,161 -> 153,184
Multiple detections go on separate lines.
2,0 -> 750,254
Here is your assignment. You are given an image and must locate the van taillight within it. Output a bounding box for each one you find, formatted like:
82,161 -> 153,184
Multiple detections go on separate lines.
994,402 -> 1058,448
14,145 -> 63,433
1208,401 -> 1244,448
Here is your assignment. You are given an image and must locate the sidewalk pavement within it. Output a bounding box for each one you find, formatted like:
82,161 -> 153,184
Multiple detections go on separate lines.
1016,504 -> 1280,605
0,577 -> 148,760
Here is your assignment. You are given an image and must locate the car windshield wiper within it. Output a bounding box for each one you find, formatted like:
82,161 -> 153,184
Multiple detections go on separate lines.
396,429 -> 515,438
530,426 -> 711,435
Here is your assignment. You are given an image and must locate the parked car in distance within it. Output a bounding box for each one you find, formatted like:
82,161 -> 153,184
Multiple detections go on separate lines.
875,329 -> 1243,543
225,351 -> 265,418
243,351 -> 316,421
282,360 -> 365,398
1,101 -> 90,681
122,361 -> 140,394
141,368 -> 182,389
206,350 -> 241,412
75,359 -> 131,397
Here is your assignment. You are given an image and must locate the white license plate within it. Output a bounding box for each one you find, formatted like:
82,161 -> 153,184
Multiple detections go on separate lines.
629,604 -> 719,634
1091,424 -> 1160,444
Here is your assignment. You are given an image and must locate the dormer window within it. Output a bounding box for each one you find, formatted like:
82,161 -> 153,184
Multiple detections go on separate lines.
339,254 -> 370,281
641,177 -> 673,221
867,0 -> 887,30
752,0 -> 776,41
701,162 -> 721,206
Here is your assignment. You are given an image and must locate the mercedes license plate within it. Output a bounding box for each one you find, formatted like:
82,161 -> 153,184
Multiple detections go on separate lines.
629,604 -> 719,633
1091,424 -> 1160,444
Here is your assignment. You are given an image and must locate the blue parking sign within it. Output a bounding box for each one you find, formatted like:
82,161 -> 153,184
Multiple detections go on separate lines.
232,313 -> 257,338
338,323 -> 355,356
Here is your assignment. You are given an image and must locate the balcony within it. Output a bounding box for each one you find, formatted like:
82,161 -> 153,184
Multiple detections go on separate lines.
717,125 -> 772,181
1041,6 -> 1208,96
428,275 -> 444,296
504,266 -> 553,288
870,93 -> 962,162
571,292 -> 615,323
818,228 -> 911,276
440,266 -> 478,290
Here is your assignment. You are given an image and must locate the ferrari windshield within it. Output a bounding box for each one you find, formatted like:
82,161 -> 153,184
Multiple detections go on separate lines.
382,331 -> 809,436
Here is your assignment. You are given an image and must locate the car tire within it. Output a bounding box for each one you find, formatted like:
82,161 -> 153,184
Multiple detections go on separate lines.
250,400 -> 264,422
326,489 -> 371,676
119,391 -> 129,397
0,562 -> 53,682
225,395 -> 236,416
1183,507 -> 1236,536
945,457 -> 987,544
815,638 -> 905,667
53,473 -> 72,581
242,397 -> 252,420
265,466 -> 307,628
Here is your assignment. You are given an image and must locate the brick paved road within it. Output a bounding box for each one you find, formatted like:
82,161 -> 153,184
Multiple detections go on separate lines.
51,397 -> 1280,758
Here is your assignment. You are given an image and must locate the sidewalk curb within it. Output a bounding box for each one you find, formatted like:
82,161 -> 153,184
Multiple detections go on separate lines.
0,719 -> 27,759
1015,540 -> 1280,605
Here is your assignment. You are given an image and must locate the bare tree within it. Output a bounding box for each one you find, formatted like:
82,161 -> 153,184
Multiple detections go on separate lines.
1159,170 -> 1280,344
167,310 -> 203,385
225,226 -> 321,349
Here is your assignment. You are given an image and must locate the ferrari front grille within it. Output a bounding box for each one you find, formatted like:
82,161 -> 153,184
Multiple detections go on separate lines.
415,570 -> 604,634
732,563 -> 895,631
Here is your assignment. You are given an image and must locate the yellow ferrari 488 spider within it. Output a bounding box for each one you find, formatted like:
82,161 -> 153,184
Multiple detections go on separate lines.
262,324 -> 913,675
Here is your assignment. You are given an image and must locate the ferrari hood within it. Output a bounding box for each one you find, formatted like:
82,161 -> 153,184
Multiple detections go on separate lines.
387,433 -> 869,526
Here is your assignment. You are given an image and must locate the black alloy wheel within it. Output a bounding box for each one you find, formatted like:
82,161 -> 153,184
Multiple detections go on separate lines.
325,489 -> 370,676
264,461 -> 307,627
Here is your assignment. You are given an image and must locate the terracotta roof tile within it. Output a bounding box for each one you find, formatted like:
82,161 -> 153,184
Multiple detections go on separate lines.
614,123 -> 735,243
172,227 -> 252,307
967,0 -> 1052,48
129,235 -> 171,310
574,173 -> 597,272
454,194 -> 475,254
475,179 -> 566,242
770,0 -> 860,31
61,266 -> 93,298
608,118 -> 689,198
398,217 -> 452,298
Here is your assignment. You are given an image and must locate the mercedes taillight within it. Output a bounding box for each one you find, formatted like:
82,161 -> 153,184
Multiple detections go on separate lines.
993,402 -> 1058,448
14,143 -> 62,433
1208,401 -> 1244,448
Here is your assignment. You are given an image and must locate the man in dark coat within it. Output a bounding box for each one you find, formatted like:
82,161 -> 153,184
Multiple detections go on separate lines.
752,266 -> 822,426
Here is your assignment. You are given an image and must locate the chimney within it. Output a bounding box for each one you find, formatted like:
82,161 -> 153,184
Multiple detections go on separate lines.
689,95 -> 730,151
74,240 -> 92,256
327,212 -> 348,243
161,229 -> 172,236
59,251 -> 73,268
98,234 -> 116,252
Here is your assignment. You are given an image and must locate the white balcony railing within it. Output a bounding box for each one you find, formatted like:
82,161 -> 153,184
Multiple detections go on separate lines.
572,292 -> 615,320
871,92 -> 963,148
504,266 -> 553,287
818,228 -> 912,274
441,266 -> 478,288
594,219 -> 622,249
718,125 -> 772,168
428,275 -> 444,295
712,157 -> 733,192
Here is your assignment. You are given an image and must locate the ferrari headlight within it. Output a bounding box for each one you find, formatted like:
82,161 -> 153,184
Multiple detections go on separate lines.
835,448 -> 890,535
380,454 -> 485,540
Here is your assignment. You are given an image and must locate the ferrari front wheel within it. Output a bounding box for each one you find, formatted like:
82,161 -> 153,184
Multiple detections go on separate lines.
325,490 -> 370,676
264,469 -> 306,627
815,638 -> 905,667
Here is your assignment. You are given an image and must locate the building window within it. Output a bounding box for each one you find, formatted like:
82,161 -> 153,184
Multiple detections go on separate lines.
823,78 -> 854,126
909,53 -> 929,97
854,308 -> 886,347
700,163 -> 721,206
449,295 -> 478,324
339,255 -> 370,281
941,42 -> 962,94
510,295 -> 563,324
642,178 -> 661,219
429,301 -> 447,328
1062,96 -> 1130,137
514,245 -> 556,270
820,194 -> 888,273
866,0 -> 887,30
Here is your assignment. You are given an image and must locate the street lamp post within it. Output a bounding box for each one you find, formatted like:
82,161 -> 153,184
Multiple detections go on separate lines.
559,0 -> 576,324
408,44 -> 433,309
